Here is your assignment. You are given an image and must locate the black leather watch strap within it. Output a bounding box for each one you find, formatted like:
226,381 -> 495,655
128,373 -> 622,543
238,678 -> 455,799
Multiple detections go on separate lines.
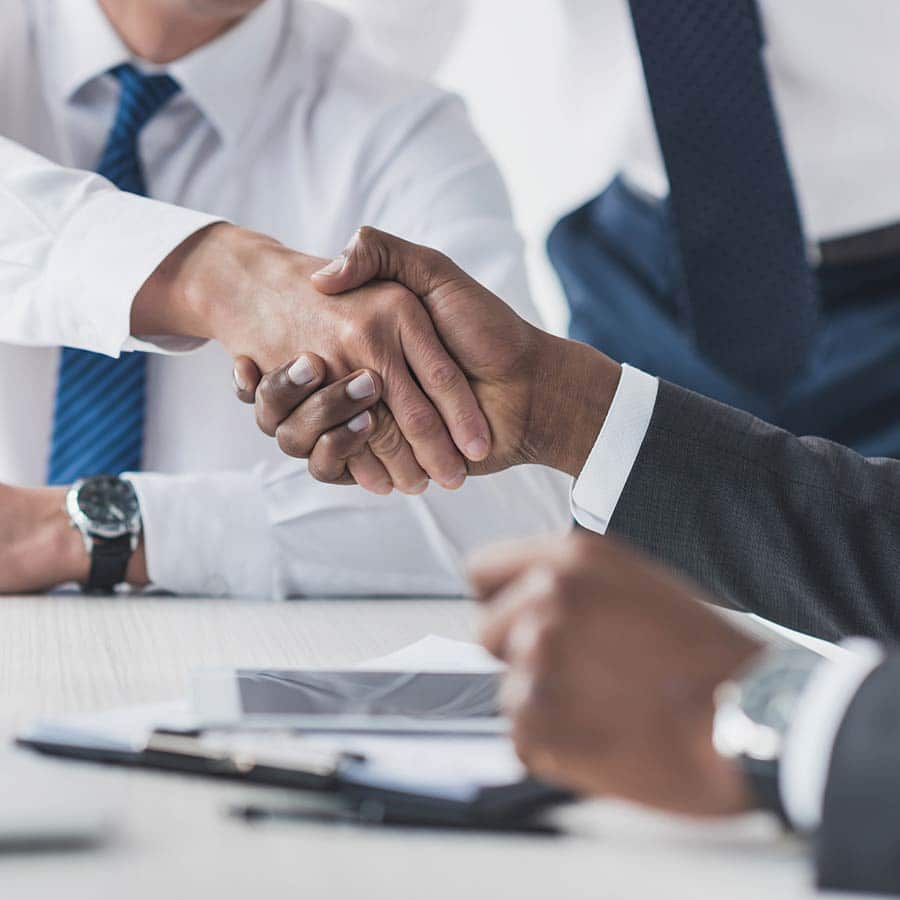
741,756 -> 791,827
86,535 -> 133,594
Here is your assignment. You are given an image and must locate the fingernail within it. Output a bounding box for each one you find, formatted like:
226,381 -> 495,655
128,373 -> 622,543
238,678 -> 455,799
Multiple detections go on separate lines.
288,355 -> 316,386
233,368 -> 248,392
314,254 -> 346,277
464,436 -> 489,461
346,372 -> 376,400
372,481 -> 393,496
347,411 -> 372,433
410,480 -> 429,495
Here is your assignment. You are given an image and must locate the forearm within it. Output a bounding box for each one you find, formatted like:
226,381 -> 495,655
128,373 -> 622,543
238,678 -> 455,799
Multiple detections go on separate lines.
131,223 -> 266,344
131,223 -> 333,369
526,331 -> 622,478
1,486 -> 146,592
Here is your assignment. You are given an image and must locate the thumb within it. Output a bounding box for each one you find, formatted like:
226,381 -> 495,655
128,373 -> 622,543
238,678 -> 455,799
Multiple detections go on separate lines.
233,355 -> 262,404
311,226 -> 461,298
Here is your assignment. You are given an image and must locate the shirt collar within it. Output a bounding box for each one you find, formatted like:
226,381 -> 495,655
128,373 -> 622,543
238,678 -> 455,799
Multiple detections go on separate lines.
49,0 -> 288,148
50,1 -> 130,104
167,0 -> 288,147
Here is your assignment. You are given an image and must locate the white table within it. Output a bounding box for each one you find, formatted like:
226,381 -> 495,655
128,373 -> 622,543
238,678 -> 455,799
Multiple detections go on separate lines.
0,595 -> 827,899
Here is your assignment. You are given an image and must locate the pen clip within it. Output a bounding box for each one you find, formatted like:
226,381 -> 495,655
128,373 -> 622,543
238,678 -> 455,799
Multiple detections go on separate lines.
144,730 -> 356,778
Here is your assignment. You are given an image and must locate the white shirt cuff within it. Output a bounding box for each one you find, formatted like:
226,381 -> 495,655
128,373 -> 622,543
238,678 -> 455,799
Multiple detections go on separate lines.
125,469 -> 278,598
45,190 -> 221,357
780,637 -> 885,832
570,364 -> 659,534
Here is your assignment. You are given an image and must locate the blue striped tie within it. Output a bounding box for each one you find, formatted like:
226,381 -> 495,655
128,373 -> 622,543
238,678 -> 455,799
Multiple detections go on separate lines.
627,0 -> 817,396
47,65 -> 180,485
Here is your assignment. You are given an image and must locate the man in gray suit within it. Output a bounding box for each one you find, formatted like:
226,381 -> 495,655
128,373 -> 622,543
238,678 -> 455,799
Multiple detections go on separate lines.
243,227 -> 900,643
243,228 -> 900,894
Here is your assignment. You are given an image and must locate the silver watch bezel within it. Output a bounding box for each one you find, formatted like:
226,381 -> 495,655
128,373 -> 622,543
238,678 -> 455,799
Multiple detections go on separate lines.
713,646 -> 822,763
65,477 -> 142,551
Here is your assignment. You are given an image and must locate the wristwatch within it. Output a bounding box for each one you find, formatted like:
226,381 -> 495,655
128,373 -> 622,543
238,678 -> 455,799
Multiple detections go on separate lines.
712,645 -> 822,824
65,476 -> 142,594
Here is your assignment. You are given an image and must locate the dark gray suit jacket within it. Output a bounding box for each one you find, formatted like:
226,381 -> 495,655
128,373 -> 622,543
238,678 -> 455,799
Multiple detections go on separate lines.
604,380 -> 900,891
609,380 -> 900,642
818,654 -> 900,894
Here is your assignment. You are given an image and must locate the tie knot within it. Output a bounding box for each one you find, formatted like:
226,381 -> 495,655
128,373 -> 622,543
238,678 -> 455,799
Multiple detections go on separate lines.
109,63 -> 181,139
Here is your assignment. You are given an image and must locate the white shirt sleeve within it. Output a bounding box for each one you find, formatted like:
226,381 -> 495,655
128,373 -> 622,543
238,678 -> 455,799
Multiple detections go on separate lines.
780,637 -> 885,833
128,460 -> 570,598
0,136 -> 220,356
126,88 -> 572,597
571,364 -> 659,534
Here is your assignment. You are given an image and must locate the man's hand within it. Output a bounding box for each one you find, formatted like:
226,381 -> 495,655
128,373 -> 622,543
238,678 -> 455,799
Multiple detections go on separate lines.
234,354 -> 393,489
131,223 -> 491,493
249,227 -> 623,489
0,483 -> 147,593
469,532 -> 763,817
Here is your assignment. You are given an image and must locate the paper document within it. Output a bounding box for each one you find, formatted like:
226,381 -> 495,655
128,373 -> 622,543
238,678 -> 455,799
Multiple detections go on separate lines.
359,634 -> 503,673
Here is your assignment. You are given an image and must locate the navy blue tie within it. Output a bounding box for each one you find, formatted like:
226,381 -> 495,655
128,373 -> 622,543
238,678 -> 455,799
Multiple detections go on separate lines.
47,65 -> 180,485
627,0 -> 817,395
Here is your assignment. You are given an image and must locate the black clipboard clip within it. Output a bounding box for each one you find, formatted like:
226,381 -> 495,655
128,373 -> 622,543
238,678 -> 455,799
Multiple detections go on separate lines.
17,728 -> 362,793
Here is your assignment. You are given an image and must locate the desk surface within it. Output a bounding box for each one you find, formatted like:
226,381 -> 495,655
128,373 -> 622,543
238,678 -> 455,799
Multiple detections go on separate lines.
0,595 -> 825,900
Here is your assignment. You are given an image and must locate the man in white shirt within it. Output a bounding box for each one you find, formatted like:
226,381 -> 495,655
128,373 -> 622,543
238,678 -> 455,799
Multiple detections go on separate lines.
0,0 -> 569,596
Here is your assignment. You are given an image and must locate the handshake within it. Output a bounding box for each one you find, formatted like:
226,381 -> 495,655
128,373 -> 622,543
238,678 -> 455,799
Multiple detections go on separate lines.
137,223 -> 622,492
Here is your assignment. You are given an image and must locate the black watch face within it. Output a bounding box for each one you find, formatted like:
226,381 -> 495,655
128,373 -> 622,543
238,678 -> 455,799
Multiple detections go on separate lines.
77,477 -> 140,534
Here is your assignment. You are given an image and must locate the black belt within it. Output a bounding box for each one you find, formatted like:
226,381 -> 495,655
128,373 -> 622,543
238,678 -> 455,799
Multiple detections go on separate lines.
818,220 -> 900,267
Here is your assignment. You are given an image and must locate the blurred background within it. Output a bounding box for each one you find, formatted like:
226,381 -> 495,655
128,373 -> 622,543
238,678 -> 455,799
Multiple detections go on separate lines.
326,0 -> 645,334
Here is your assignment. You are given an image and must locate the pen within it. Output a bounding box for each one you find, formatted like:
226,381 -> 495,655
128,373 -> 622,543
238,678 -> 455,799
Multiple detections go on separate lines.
229,802 -> 562,835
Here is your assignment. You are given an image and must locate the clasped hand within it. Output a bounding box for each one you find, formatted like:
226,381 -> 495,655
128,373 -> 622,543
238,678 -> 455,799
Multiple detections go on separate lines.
234,227 -> 616,491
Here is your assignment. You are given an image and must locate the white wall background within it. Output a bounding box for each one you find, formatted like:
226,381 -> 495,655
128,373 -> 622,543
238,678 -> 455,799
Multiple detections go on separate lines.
325,0 -> 643,334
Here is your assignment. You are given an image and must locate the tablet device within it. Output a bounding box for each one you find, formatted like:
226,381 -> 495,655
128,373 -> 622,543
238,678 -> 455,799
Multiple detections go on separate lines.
191,669 -> 505,735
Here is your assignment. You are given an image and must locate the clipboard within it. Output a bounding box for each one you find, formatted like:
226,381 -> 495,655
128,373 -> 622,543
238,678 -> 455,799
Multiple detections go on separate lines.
16,726 -> 574,833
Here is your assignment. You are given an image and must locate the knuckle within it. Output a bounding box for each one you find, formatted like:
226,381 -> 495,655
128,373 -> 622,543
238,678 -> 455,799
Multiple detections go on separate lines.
531,618 -> 565,671
422,246 -> 451,271
275,425 -> 311,459
317,430 -> 339,455
302,390 -> 332,423
256,375 -> 279,410
534,564 -> 573,605
338,318 -> 369,348
319,428 -> 355,459
452,404 -> 483,433
425,360 -> 463,393
368,417 -> 408,459
354,225 -> 380,256
307,458 -> 340,484
378,282 -> 414,308
370,288 -> 416,328
401,405 -> 442,441
255,406 -> 277,437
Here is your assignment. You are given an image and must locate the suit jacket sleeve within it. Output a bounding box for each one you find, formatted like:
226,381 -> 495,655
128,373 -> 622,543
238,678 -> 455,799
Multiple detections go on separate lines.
817,653 -> 900,893
608,380 -> 900,641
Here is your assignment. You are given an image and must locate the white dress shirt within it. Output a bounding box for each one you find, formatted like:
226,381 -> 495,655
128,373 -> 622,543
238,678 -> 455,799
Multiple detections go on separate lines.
0,0 -> 570,597
337,0 -> 900,243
